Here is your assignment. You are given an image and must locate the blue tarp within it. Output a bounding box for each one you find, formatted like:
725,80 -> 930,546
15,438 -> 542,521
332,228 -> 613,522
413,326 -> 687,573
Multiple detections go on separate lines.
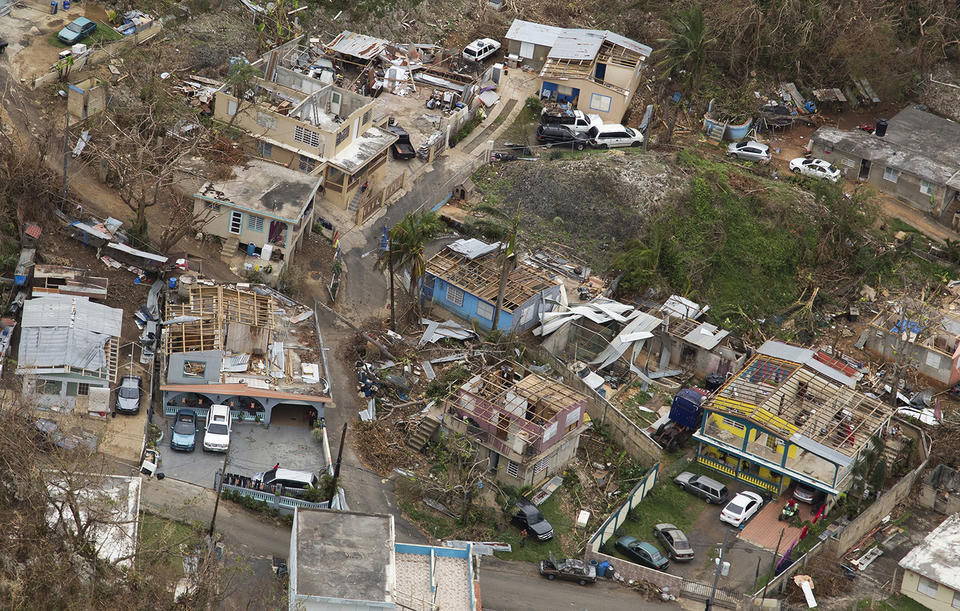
891,319 -> 923,335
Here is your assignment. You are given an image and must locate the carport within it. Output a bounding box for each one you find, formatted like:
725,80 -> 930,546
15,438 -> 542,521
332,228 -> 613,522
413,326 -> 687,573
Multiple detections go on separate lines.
160,382 -> 330,425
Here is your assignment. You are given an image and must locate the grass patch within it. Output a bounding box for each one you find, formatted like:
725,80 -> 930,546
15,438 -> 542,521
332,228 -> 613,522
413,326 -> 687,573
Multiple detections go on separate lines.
47,23 -> 124,49
397,499 -> 461,540
886,218 -> 921,235
494,493 -> 576,563
610,481 -> 703,550
139,512 -> 203,576
852,595 -> 935,611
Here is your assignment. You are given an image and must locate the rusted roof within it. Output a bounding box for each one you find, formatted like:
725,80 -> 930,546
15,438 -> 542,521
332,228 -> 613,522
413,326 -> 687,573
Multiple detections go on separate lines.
326,31 -> 387,60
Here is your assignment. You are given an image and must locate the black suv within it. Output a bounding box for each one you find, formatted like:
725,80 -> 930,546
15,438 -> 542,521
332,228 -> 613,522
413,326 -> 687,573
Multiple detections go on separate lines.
535,125 -> 588,151
510,498 -> 554,541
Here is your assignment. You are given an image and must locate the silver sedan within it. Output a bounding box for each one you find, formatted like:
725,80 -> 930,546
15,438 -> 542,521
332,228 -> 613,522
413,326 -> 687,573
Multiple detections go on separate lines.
727,140 -> 772,163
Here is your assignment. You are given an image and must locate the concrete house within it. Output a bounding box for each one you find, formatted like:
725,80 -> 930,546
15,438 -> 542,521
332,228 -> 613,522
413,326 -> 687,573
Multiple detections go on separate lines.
180,157 -> 321,283
289,509 -> 479,610
159,283 -> 330,426
808,107 -> 960,227
216,43 -> 397,213
17,295 -> 121,412
422,239 -> 561,333
504,19 -> 651,122
693,341 -> 894,497
864,301 -> 960,386
898,513 -> 960,611
442,361 -> 589,487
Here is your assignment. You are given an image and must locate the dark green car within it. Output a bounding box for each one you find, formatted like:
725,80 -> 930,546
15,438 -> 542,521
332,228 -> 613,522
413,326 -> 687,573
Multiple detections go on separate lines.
615,536 -> 670,571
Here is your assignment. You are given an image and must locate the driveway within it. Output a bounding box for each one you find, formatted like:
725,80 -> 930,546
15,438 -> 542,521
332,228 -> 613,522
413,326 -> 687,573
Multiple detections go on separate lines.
159,415 -> 327,488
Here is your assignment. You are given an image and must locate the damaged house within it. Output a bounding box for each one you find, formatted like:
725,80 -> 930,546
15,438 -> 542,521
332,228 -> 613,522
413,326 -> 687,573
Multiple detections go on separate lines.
217,39 -> 398,213
441,361 -> 589,487
422,239 -> 562,333
538,296 -> 741,390
159,283 -> 330,426
179,157 -> 322,284
808,107 -> 960,227
693,340 -> 893,497
504,19 -> 651,123
17,295 -> 121,413
863,299 -> 960,386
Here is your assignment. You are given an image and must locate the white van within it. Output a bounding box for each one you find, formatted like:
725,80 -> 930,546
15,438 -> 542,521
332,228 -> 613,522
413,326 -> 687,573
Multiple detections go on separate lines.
202,404 -> 232,452
587,124 -> 644,148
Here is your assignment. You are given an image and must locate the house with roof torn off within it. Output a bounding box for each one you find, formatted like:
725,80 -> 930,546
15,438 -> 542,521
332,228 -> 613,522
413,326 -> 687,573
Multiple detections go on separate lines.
437,360 -> 589,487
159,282 -> 330,426
693,340 -> 894,497
898,512 -> 960,611
504,19 -> 651,122
17,294 -> 122,412
216,37 -> 398,213
422,238 -> 562,333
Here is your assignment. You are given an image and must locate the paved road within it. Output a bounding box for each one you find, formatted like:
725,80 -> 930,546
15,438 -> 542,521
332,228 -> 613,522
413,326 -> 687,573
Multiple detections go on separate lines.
479,558 -> 654,611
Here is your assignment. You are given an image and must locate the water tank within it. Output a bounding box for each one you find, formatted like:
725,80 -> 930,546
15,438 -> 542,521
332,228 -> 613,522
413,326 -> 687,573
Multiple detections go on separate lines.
875,118 -> 888,137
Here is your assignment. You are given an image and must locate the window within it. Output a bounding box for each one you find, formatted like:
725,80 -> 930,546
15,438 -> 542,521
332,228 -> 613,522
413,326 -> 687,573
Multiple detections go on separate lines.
476,300 -> 494,320
883,167 -> 899,183
204,201 -> 221,212
921,180 -> 935,196
331,91 -> 342,106
299,154 -> 316,172
228,211 -> 243,234
35,380 -> 62,395
77,383 -> 90,396
336,128 -> 349,146
362,110 -> 371,125
226,100 -> 238,116
256,112 -> 277,130
506,460 -> 520,478
918,576 -> 939,598
247,214 -> 264,232
533,458 -> 548,474
721,417 -> 746,431
259,141 -> 273,158
446,286 -> 464,307
589,93 -> 612,113
294,125 -> 320,148
953,590 -> 960,609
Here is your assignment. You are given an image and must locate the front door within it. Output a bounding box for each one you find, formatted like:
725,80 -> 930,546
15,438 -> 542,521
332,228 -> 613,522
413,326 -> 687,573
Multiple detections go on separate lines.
859,159 -> 871,180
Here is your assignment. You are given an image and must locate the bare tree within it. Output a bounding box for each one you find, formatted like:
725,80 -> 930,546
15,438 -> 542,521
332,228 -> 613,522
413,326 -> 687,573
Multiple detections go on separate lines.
883,281 -> 945,407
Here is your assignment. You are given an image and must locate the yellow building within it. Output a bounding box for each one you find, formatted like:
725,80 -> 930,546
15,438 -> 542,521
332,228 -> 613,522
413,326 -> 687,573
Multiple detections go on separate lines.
899,513 -> 960,611
693,341 -> 894,497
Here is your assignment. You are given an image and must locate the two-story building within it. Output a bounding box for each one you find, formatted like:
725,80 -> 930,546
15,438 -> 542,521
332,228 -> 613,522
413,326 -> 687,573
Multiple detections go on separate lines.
808,106 -> 960,228
504,19 -> 651,123
215,43 -> 397,214
692,340 -> 894,498
442,361 -> 589,487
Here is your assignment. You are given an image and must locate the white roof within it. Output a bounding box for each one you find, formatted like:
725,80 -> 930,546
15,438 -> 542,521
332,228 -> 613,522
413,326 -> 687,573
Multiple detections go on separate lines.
660,295 -> 705,320
899,513 -> 960,590
548,30 -> 605,60
18,296 -> 123,372
683,322 -> 730,351
505,19 -> 564,47
21,294 -> 122,336
447,238 -> 501,260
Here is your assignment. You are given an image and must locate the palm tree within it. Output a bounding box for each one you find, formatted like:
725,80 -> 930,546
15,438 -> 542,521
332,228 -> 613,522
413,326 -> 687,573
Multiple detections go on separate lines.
378,211 -> 445,321
655,4 -> 716,97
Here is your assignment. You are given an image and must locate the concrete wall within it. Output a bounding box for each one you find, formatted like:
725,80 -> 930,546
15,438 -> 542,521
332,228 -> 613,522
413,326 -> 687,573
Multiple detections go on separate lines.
587,465 -> 658,553
584,549 -> 682,591
864,326 -> 955,385
539,349 -> 661,464
901,570 -> 960,611
504,39 -> 550,64
540,76 -> 629,123
425,277 -> 514,332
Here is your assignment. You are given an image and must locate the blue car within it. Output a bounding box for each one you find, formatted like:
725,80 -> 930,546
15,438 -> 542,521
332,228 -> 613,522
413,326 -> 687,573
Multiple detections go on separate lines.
170,409 -> 198,452
57,17 -> 97,44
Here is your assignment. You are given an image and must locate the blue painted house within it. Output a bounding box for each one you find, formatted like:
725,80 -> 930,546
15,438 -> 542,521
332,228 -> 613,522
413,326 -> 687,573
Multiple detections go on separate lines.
422,239 -> 561,333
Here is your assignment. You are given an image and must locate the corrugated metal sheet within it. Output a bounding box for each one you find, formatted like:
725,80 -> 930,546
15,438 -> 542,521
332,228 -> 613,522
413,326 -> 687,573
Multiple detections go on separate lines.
789,433 -> 853,468
18,327 -> 111,371
682,322 -> 730,351
547,30 -> 605,60
22,295 -> 122,337
602,31 -> 652,58
326,30 -> 387,60
504,19 -> 564,47
758,340 -> 857,388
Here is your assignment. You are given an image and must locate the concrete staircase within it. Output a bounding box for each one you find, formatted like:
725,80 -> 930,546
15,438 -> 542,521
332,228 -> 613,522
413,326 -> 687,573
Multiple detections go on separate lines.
881,437 -> 905,469
221,236 -> 239,257
406,416 -> 440,451
348,188 -> 363,212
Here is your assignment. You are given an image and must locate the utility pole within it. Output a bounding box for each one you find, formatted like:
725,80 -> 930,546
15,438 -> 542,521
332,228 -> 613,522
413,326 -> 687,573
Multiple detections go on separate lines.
759,527 -> 786,603
491,199 -> 521,332
706,528 -> 730,611
208,445 -> 231,536
388,235 -> 396,331
62,110 -> 69,212
328,422 -> 347,507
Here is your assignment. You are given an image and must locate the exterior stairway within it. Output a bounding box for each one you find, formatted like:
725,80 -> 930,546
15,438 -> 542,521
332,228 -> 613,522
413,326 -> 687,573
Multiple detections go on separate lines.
348,187 -> 363,212
406,416 -> 440,451
220,236 -> 239,257
706,121 -> 726,144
